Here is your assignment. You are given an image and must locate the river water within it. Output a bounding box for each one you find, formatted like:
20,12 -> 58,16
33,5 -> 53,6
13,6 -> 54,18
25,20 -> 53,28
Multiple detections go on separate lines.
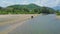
3,14 -> 60,34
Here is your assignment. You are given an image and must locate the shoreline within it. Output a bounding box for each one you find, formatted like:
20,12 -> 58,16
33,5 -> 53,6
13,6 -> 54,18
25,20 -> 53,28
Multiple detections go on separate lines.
0,14 -> 39,34
0,14 -> 39,25
56,14 -> 60,18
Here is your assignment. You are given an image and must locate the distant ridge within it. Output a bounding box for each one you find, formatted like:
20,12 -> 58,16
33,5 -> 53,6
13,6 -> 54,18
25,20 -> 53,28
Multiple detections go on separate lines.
7,3 -> 41,10
0,3 -> 55,14
53,6 -> 60,10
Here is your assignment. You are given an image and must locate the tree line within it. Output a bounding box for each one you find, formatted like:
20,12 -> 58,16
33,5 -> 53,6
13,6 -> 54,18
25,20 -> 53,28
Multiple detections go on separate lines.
0,4 -> 57,14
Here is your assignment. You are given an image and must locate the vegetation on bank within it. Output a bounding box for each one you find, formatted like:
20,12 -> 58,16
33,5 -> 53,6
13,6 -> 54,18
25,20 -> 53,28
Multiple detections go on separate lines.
0,4 -> 59,14
56,10 -> 60,15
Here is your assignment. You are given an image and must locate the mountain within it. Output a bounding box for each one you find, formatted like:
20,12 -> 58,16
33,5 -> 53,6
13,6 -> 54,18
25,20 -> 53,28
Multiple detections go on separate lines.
7,4 -> 41,10
53,6 -> 60,10
0,3 -> 55,14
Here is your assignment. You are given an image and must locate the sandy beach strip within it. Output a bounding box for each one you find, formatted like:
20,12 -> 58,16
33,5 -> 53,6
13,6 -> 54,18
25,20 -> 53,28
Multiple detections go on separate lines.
0,14 -> 39,34
56,15 -> 60,19
0,14 -> 39,26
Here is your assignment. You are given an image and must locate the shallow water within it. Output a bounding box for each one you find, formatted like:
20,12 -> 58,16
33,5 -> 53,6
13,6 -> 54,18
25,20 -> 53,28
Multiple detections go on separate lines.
1,14 -> 60,34
0,24 -> 10,32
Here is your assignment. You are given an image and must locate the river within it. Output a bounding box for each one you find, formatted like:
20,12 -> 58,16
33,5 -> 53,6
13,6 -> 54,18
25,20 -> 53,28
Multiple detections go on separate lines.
0,14 -> 60,34
8,14 -> 60,34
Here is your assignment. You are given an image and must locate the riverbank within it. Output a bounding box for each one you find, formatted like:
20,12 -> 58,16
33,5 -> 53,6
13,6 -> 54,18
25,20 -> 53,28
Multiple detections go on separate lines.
56,15 -> 60,19
0,14 -> 39,34
0,14 -> 39,26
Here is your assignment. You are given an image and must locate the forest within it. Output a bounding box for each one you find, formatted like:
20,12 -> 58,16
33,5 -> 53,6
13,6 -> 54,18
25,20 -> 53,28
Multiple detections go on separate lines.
0,4 -> 59,14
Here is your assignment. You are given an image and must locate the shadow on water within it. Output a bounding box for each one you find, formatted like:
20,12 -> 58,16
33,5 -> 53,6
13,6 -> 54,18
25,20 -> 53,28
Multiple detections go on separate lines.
5,14 -> 60,34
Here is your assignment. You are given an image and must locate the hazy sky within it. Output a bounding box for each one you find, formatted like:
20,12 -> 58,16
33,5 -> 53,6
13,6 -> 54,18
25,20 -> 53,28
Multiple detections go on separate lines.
0,0 -> 60,7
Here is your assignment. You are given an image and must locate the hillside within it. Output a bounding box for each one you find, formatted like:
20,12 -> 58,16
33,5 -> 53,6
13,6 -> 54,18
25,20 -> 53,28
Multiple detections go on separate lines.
7,4 -> 41,10
0,4 -> 55,14
53,6 -> 60,10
